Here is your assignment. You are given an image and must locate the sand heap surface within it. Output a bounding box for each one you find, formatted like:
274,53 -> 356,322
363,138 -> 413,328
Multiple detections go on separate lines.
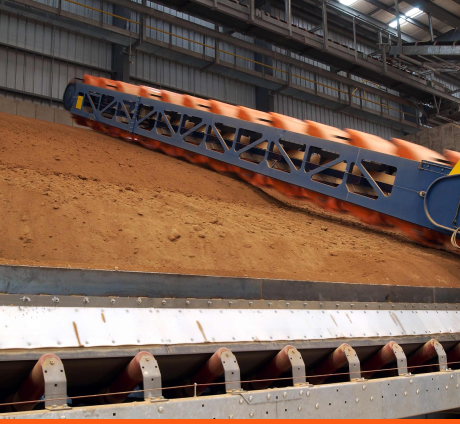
0,112 -> 459,287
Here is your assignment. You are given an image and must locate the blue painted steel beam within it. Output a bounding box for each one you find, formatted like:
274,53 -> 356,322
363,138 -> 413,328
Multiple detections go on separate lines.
67,82 -> 459,238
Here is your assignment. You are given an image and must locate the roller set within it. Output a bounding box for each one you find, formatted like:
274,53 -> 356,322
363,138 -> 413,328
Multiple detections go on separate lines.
63,75 -> 460,249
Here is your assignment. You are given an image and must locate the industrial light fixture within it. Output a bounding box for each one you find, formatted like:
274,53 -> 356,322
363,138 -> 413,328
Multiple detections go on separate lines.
388,7 -> 424,27
338,0 -> 359,6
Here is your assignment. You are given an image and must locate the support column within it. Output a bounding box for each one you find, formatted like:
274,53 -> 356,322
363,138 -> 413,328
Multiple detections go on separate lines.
112,4 -> 132,82
254,0 -> 274,112
428,13 -> 434,42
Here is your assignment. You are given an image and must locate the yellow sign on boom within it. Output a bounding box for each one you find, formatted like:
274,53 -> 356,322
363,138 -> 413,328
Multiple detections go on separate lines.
450,161 -> 460,176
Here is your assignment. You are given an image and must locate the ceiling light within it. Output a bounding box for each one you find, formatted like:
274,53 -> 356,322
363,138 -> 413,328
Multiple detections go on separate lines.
389,17 -> 406,28
406,7 -> 423,18
338,0 -> 359,6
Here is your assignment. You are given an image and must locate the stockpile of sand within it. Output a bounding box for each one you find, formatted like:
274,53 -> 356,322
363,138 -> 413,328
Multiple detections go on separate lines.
0,112 -> 459,287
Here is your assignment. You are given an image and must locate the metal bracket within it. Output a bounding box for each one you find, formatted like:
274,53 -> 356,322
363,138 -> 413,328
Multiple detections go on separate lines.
43,357 -> 71,410
344,345 -> 362,381
287,347 -> 309,386
220,350 -> 241,393
433,340 -> 448,372
391,343 -> 408,376
139,355 -> 163,401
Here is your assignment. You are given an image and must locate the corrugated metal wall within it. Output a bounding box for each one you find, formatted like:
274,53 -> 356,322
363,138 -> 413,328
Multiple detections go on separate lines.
274,94 -> 405,139
0,0 -> 411,138
131,52 -> 256,107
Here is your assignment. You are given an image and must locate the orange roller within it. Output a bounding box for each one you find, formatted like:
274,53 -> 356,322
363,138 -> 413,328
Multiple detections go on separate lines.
238,106 -> 273,127
387,217 -> 447,246
391,138 -> 446,163
82,74 -> 104,87
97,77 -> 124,92
269,113 -> 308,134
183,95 -> 212,113
305,121 -> 350,144
444,150 -> 460,164
209,100 -> 240,119
346,129 -> 397,156
139,86 -> 162,101
160,90 -> 185,106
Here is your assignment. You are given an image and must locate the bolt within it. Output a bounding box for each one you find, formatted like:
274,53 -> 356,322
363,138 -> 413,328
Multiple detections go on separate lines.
208,301 -> 212,306
410,379 -> 413,384
267,394 -> 271,400
52,297 -> 59,303
83,297 -> 89,304
268,302 -> 272,306
145,357 -> 150,362
370,396 -> 374,401
362,385 -> 366,390
283,392 -> 287,398
307,391 -> 310,397
229,414 -> 234,419
158,407 -> 164,414
356,398 -> 359,403
286,302 -> 290,307
50,360 -> 55,365
137,298 -> 142,304
161,300 -> 166,305
416,390 -> 420,395
298,406 -> 302,412
186,300 -> 190,305
446,385 -> 449,390
249,396 -> 253,402
299,390 -> 304,396
110,298 -> 116,304
229,301 -> 233,306
249,412 -> 254,418
404,391 -> 407,396
249,301 -> 253,306
451,374 -> 454,379
239,399 -> 244,405
315,403 -> 319,409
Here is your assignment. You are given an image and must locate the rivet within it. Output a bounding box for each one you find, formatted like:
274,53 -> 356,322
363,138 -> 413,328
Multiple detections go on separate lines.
404,391 -> 407,396
356,398 -> 359,403
315,403 -> 319,409
208,301 -> 212,306
50,360 -> 55,365
249,301 -> 253,306
456,384 -> 459,389
229,301 -> 233,306
111,298 -> 116,304
60,416 -> 66,419
52,296 -> 59,303
136,298 -> 142,304
83,297 -> 89,304
446,385 -> 449,390
158,407 -> 164,414
267,394 -> 271,400
268,302 -> 272,306
416,390 -> 420,394
299,390 -> 304,396
362,385 -> 366,390
283,392 -> 287,398
410,379 -> 413,384
303,302 -> 307,307
451,374 -> 453,379
161,300 -> 166,305
307,391 -> 310,397
186,300 -> 190,305
249,396 -> 253,402
229,414 -> 234,419
298,406 -> 302,412
239,399 -> 244,405
370,396 -> 374,401
286,302 -> 290,307
249,412 -> 254,418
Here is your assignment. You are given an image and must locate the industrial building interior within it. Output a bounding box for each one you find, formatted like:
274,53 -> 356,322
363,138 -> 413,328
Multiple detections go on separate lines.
0,0 -> 460,419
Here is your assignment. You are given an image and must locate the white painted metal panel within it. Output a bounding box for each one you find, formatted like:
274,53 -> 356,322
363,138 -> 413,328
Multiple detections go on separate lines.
1,306 -> 459,349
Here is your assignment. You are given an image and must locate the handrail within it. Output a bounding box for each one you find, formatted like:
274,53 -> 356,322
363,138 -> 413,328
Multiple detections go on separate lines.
62,0 -> 417,120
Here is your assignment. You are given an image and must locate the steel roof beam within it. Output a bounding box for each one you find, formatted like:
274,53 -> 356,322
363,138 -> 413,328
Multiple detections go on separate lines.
364,0 -> 442,36
402,0 -> 460,30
